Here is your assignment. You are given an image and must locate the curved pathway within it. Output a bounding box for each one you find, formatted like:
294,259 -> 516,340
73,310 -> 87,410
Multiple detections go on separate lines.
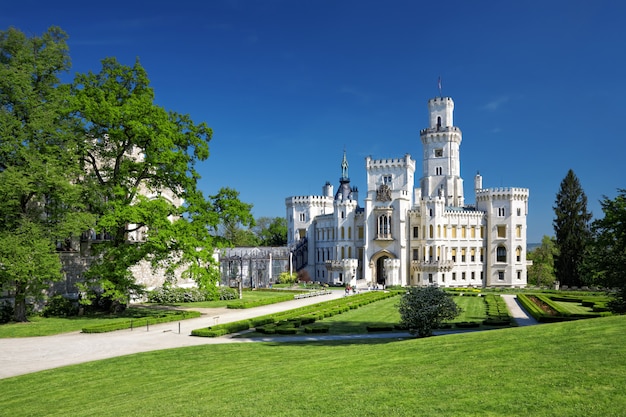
0,291 -> 538,379
500,294 -> 539,326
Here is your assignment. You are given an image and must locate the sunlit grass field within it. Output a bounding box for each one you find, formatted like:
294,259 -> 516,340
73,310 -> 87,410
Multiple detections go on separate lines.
2,315 -> 624,416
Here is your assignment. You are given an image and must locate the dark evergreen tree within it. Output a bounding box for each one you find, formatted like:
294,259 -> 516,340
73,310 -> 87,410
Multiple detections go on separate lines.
588,189 -> 626,312
553,169 -> 592,287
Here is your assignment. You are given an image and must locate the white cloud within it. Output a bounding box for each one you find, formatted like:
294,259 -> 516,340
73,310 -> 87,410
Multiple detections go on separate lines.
483,96 -> 509,111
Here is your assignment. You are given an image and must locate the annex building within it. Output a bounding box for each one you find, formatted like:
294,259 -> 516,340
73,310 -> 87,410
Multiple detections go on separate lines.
286,95 -> 529,289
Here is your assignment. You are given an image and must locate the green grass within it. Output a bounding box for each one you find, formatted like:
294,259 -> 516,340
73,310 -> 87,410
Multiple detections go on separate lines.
0,307 -> 196,338
1,315 -> 625,416
243,293 -> 489,337
448,295 -> 487,323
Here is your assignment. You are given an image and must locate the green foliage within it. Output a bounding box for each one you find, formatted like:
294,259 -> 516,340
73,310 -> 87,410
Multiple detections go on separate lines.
254,217 -> 288,246
553,169 -> 593,287
0,27 -> 94,321
147,286 -> 214,303
42,295 -> 79,318
398,286 -> 461,337
278,272 -> 297,284
226,293 -> 294,309
69,57 -> 254,310
587,189 -> 626,313
527,235 -> 558,287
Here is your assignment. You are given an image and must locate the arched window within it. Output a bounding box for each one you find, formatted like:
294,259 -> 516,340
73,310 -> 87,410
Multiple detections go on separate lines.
377,214 -> 392,239
341,227 -> 345,239
429,225 -> 434,238
516,246 -> 522,262
497,246 -> 507,263
437,116 -> 442,128
348,227 -> 352,239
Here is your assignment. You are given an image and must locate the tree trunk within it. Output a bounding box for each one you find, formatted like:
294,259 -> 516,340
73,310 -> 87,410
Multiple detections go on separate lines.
13,282 -> 28,322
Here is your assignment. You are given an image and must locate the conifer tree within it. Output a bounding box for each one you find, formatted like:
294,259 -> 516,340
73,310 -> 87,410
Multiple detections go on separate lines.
553,169 -> 592,287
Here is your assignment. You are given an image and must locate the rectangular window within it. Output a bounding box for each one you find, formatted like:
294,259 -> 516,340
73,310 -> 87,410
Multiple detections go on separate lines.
471,271 -> 475,280
452,272 -> 457,280
412,249 -> 419,261
413,226 -> 419,238
462,272 -> 466,280
451,248 -> 457,262
498,207 -> 505,217
517,208 -> 521,216
462,226 -> 466,238
358,227 -> 364,239
517,271 -> 522,280
435,148 -> 443,157
480,247 -> 485,262
383,175 -> 392,184
451,227 -> 457,238
442,273 -> 445,282
497,225 -> 506,238
498,271 -> 505,281
461,248 -> 466,262
471,226 -> 476,238
443,226 -> 447,238
516,225 -> 522,238
471,248 -> 475,262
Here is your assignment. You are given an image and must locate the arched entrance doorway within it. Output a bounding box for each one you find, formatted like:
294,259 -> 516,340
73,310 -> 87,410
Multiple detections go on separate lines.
376,256 -> 388,286
370,250 -> 396,288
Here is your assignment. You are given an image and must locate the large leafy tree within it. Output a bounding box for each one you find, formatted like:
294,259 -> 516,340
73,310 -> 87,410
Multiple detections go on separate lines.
588,189 -> 626,312
398,286 -> 460,337
0,27 -> 93,321
71,57 -> 253,310
553,169 -> 592,287
254,217 -> 288,246
527,235 -> 558,288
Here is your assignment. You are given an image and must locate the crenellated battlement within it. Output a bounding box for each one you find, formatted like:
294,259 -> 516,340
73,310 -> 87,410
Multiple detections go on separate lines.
475,187 -> 529,201
428,96 -> 454,104
366,154 -> 415,170
286,195 -> 333,205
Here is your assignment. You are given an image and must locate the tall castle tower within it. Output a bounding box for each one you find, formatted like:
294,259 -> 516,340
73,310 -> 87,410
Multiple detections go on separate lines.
419,97 -> 464,207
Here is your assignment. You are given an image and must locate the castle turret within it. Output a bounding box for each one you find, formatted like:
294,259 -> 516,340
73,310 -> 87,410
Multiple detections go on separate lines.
419,96 -> 464,207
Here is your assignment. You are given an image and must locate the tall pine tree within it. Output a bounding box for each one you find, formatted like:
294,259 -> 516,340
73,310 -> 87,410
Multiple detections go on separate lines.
553,169 -> 592,287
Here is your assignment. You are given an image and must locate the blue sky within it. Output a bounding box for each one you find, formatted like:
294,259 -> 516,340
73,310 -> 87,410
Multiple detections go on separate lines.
4,0 -> 625,243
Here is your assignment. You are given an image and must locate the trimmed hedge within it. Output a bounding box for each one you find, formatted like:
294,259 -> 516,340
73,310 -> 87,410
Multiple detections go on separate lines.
192,290 -> 400,337
82,310 -> 201,333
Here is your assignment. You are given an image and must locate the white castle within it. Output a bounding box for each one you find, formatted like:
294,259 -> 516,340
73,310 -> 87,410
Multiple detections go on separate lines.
285,95 -> 529,288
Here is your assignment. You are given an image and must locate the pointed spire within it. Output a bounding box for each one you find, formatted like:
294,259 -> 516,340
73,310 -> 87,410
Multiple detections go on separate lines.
341,148 -> 349,180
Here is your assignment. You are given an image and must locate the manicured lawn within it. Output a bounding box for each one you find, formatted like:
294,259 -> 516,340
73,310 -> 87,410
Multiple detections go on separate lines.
448,295 -> 488,323
1,315 -> 624,416
0,290 -> 309,338
0,307 -> 195,338
242,293 -> 489,337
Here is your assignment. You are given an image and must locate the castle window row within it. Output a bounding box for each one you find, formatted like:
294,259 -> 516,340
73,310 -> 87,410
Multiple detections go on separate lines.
412,225 -> 485,239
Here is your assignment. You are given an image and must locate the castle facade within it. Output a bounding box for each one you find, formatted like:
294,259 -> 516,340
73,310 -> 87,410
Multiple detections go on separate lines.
286,96 -> 529,288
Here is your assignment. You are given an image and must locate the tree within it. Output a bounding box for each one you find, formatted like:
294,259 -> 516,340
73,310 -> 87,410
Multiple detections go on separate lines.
588,189 -> 626,312
254,216 -> 287,246
398,286 -> 461,337
527,235 -> 558,288
0,27 -> 93,321
71,57 -> 253,310
553,169 -> 592,287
